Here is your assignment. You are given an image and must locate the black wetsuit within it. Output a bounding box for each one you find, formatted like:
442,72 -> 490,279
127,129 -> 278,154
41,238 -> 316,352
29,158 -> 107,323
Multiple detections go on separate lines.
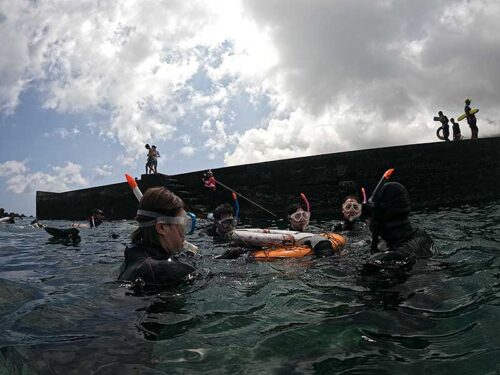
439,115 -> 450,141
89,216 -> 103,228
364,182 -> 435,275
465,105 -> 478,139
118,245 -> 195,287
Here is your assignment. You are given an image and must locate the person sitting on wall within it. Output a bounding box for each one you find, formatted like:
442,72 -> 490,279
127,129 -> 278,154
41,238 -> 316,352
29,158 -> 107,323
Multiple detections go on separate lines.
118,187 -> 196,289
450,118 -> 462,141
363,182 -> 435,275
206,203 -> 237,239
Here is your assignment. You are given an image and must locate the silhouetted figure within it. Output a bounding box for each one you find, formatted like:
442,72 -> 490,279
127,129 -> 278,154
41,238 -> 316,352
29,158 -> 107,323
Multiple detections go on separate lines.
450,118 -> 462,141
464,98 -> 479,140
435,111 -> 450,141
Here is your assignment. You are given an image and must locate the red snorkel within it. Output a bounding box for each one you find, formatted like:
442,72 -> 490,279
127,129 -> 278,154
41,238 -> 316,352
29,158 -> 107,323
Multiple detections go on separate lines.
300,193 -> 310,213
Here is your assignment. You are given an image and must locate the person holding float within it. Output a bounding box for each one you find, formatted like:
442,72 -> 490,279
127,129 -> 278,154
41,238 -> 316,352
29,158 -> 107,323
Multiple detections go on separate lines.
119,175 -> 198,289
217,193 -> 346,260
464,98 -> 479,140
363,169 -> 435,274
434,111 -> 450,141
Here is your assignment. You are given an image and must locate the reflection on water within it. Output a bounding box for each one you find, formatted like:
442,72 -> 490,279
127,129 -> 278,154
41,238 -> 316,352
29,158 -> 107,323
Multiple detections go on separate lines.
0,201 -> 499,374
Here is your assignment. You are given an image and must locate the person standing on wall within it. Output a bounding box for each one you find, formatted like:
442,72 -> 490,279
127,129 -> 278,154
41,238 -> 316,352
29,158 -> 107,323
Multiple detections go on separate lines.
464,98 -> 479,140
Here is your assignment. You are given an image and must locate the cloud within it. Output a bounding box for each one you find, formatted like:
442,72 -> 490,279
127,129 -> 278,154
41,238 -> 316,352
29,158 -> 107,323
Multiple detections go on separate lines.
1,0 -> 499,169
0,160 -> 88,194
224,0 -> 500,164
0,0 -> 276,163
0,160 -> 28,177
43,127 -> 81,139
93,164 -> 113,179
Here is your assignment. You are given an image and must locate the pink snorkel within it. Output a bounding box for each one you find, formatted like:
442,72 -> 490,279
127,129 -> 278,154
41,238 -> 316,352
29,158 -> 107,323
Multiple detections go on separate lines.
361,187 -> 367,204
300,193 -> 310,213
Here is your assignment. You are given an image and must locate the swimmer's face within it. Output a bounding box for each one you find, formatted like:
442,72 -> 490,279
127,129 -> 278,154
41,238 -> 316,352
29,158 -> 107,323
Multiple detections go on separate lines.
215,213 -> 236,236
342,198 -> 362,222
156,210 -> 186,255
289,208 -> 310,231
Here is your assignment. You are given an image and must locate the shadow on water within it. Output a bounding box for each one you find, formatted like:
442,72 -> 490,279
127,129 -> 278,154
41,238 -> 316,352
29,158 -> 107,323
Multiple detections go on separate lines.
0,201 -> 499,374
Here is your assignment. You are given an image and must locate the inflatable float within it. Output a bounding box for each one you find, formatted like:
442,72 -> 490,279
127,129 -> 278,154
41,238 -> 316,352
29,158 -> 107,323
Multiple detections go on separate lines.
457,108 -> 478,122
228,229 -> 346,260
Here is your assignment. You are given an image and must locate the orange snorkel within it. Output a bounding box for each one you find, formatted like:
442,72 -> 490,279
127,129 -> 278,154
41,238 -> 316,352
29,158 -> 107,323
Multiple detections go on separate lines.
125,174 -> 143,202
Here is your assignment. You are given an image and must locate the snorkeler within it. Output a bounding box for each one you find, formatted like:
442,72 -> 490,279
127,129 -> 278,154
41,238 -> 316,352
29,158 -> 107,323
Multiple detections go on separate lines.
89,208 -> 105,228
118,187 -> 197,288
333,194 -> 365,232
206,203 -> 237,239
364,181 -> 435,274
288,193 -> 311,231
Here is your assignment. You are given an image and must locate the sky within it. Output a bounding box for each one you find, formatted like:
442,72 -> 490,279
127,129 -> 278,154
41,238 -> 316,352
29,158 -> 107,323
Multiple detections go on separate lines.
1,0 -> 499,215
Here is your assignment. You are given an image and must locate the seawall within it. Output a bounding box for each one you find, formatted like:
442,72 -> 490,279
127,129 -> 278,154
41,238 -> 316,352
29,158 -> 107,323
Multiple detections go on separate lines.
36,137 -> 500,220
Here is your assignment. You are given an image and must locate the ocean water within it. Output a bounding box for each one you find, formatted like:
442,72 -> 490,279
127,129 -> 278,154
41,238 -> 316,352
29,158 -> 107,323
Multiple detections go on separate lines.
0,201 -> 499,374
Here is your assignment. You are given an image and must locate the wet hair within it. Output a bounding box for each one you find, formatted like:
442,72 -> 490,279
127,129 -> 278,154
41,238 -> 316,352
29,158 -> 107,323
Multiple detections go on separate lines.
131,187 -> 184,249
342,195 -> 360,204
213,203 -> 233,220
287,202 -> 308,216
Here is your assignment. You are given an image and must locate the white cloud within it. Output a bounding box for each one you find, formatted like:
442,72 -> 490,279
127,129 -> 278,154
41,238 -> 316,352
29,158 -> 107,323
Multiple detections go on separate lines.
180,146 -> 196,157
93,164 -> 113,179
1,0 -> 499,169
0,160 -> 28,177
43,127 -> 81,139
0,160 -> 88,194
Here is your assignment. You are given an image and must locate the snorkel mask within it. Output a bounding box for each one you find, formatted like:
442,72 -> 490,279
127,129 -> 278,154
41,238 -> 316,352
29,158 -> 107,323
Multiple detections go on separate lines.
289,193 -> 311,230
137,209 -> 197,235
342,197 -> 362,222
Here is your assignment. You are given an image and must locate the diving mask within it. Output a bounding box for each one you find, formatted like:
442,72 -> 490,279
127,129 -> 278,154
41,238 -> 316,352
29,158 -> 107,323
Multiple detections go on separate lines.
137,209 -> 196,235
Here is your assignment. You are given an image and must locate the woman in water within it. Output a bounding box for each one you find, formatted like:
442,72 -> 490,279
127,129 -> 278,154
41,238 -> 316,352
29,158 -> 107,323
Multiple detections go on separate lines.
118,187 -> 196,289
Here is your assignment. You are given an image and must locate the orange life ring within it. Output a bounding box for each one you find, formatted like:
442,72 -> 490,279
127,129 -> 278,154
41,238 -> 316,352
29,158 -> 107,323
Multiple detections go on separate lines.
250,233 -> 346,260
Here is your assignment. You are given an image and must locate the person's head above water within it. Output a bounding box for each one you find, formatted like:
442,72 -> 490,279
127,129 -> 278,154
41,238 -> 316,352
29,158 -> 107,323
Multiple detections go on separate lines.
370,182 -> 412,245
342,195 -> 362,222
213,203 -> 236,236
288,203 -> 310,231
132,187 -> 189,256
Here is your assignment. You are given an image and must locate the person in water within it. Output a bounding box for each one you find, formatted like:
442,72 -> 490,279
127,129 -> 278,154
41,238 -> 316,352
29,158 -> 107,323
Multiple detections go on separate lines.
89,208 -> 105,228
464,98 -> 478,140
450,118 -> 462,141
363,182 -> 435,274
437,111 -> 450,141
206,203 -> 237,239
30,218 -> 45,228
118,187 -> 196,288
288,203 -> 310,231
334,195 -> 364,232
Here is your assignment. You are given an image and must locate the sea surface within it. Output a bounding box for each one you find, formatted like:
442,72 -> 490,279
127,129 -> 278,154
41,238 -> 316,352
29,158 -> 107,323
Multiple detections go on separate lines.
0,201 -> 499,374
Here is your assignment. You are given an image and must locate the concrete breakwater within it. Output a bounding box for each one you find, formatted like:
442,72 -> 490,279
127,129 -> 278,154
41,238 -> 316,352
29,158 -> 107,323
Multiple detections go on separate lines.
36,137 -> 500,220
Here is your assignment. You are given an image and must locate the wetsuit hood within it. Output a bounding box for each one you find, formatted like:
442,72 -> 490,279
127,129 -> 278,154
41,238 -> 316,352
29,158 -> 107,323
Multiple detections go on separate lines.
373,182 -> 414,247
